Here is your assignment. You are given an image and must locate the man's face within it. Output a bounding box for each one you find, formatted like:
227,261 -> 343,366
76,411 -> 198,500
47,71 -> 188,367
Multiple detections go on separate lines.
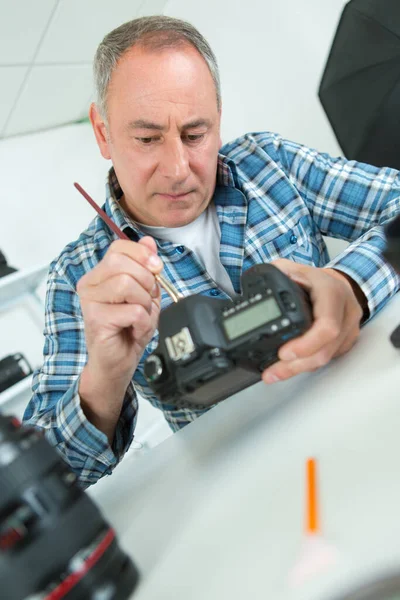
91,43 -> 222,227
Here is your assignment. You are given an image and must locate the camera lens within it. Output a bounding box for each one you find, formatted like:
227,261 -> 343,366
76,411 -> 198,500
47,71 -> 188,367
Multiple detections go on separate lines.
0,415 -> 139,599
144,355 -> 164,382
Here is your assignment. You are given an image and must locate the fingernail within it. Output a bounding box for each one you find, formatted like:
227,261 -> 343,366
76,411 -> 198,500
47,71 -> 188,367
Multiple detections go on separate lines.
280,349 -> 297,361
147,254 -> 163,269
263,372 -> 280,384
151,282 -> 159,297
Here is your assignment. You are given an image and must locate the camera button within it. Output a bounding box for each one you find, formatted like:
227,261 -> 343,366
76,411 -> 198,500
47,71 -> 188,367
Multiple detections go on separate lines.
279,291 -> 297,311
209,348 -> 232,370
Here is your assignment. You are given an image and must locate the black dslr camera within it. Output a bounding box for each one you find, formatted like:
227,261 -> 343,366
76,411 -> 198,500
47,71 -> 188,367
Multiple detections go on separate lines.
0,414 -> 139,599
144,264 -> 313,409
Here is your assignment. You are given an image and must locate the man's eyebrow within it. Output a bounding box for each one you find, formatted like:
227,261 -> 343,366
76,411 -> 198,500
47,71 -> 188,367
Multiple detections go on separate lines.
182,118 -> 212,129
127,119 -> 164,131
126,118 -> 212,131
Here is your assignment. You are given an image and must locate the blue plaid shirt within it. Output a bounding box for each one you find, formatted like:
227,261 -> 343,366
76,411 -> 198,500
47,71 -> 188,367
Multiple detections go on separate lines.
23,132 -> 400,486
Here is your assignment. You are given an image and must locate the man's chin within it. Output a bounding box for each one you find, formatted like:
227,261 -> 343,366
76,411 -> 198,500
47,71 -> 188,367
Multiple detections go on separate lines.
157,203 -> 205,228
161,212 -> 198,228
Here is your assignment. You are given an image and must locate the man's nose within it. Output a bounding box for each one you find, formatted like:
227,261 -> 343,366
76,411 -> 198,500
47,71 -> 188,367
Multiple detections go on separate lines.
158,137 -> 190,182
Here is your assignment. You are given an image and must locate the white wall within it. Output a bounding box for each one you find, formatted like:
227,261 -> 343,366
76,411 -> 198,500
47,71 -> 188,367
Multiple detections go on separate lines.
0,123 -> 107,269
164,0 -> 346,155
0,122 -> 108,371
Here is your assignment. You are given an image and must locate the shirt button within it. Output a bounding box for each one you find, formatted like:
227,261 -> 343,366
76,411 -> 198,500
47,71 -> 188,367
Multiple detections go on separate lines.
290,234 -> 298,244
210,288 -> 220,296
176,245 -> 185,254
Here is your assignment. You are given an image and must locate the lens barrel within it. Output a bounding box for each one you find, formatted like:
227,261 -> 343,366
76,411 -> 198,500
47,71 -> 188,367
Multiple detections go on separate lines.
0,415 -> 139,600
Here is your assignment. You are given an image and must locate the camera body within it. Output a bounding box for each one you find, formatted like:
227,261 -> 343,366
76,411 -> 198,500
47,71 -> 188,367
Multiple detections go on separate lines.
144,264 -> 313,409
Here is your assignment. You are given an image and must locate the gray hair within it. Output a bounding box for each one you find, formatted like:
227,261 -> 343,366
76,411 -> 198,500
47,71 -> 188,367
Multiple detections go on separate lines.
93,15 -> 221,122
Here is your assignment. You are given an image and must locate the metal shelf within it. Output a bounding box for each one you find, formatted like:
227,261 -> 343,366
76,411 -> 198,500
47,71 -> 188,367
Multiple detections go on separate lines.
0,263 -> 48,411
0,263 -> 49,311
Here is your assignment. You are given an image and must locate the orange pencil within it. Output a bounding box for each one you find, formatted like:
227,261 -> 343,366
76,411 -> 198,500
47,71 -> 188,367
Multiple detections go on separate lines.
306,457 -> 319,535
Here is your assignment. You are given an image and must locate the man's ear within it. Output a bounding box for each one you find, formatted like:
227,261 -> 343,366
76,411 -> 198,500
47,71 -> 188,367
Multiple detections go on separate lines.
89,102 -> 111,160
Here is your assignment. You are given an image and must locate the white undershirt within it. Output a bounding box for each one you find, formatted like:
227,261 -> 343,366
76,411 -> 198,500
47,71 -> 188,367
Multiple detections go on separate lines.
139,203 -> 236,297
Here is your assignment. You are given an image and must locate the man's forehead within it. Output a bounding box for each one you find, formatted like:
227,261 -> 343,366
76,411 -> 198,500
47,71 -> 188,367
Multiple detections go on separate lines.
107,43 -> 219,120
112,43 -> 214,91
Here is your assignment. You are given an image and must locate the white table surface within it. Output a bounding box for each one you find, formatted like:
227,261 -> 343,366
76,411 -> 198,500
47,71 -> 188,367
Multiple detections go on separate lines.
89,293 -> 400,600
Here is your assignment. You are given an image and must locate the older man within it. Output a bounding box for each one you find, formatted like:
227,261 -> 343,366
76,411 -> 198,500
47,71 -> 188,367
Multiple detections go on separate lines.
24,15 -> 400,486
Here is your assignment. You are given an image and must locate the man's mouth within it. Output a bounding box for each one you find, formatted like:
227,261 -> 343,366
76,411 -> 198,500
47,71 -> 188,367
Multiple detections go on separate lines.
157,191 -> 194,200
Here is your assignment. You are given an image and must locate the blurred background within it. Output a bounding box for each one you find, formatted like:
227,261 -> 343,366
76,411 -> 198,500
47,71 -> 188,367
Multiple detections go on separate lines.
0,0 -> 348,448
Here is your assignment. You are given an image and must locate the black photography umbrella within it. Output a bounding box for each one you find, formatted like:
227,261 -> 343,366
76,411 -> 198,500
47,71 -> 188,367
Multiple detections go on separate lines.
0,249 -> 16,278
319,0 -> 400,169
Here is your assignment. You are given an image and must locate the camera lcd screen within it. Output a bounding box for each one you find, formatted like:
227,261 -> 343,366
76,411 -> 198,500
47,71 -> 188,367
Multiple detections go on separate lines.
223,297 -> 282,341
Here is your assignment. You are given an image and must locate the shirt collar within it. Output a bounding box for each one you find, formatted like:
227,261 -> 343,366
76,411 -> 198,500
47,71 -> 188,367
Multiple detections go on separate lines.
216,151 -> 238,188
104,152 -> 239,238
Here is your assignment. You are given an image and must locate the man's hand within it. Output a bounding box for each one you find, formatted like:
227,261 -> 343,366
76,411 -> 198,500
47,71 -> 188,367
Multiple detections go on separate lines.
76,236 -> 163,442
262,259 -> 364,384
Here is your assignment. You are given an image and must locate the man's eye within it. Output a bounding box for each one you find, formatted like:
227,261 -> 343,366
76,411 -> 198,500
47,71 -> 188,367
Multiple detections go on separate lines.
185,134 -> 205,142
136,137 -> 158,144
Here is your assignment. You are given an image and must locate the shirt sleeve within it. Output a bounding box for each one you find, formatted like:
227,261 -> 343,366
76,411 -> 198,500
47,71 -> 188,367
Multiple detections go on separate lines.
23,263 -> 138,487
267,134 -> 400,319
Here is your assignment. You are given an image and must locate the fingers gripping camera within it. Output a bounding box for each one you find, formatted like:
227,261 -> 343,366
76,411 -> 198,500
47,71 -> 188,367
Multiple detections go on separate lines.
144,264 -> 313,409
